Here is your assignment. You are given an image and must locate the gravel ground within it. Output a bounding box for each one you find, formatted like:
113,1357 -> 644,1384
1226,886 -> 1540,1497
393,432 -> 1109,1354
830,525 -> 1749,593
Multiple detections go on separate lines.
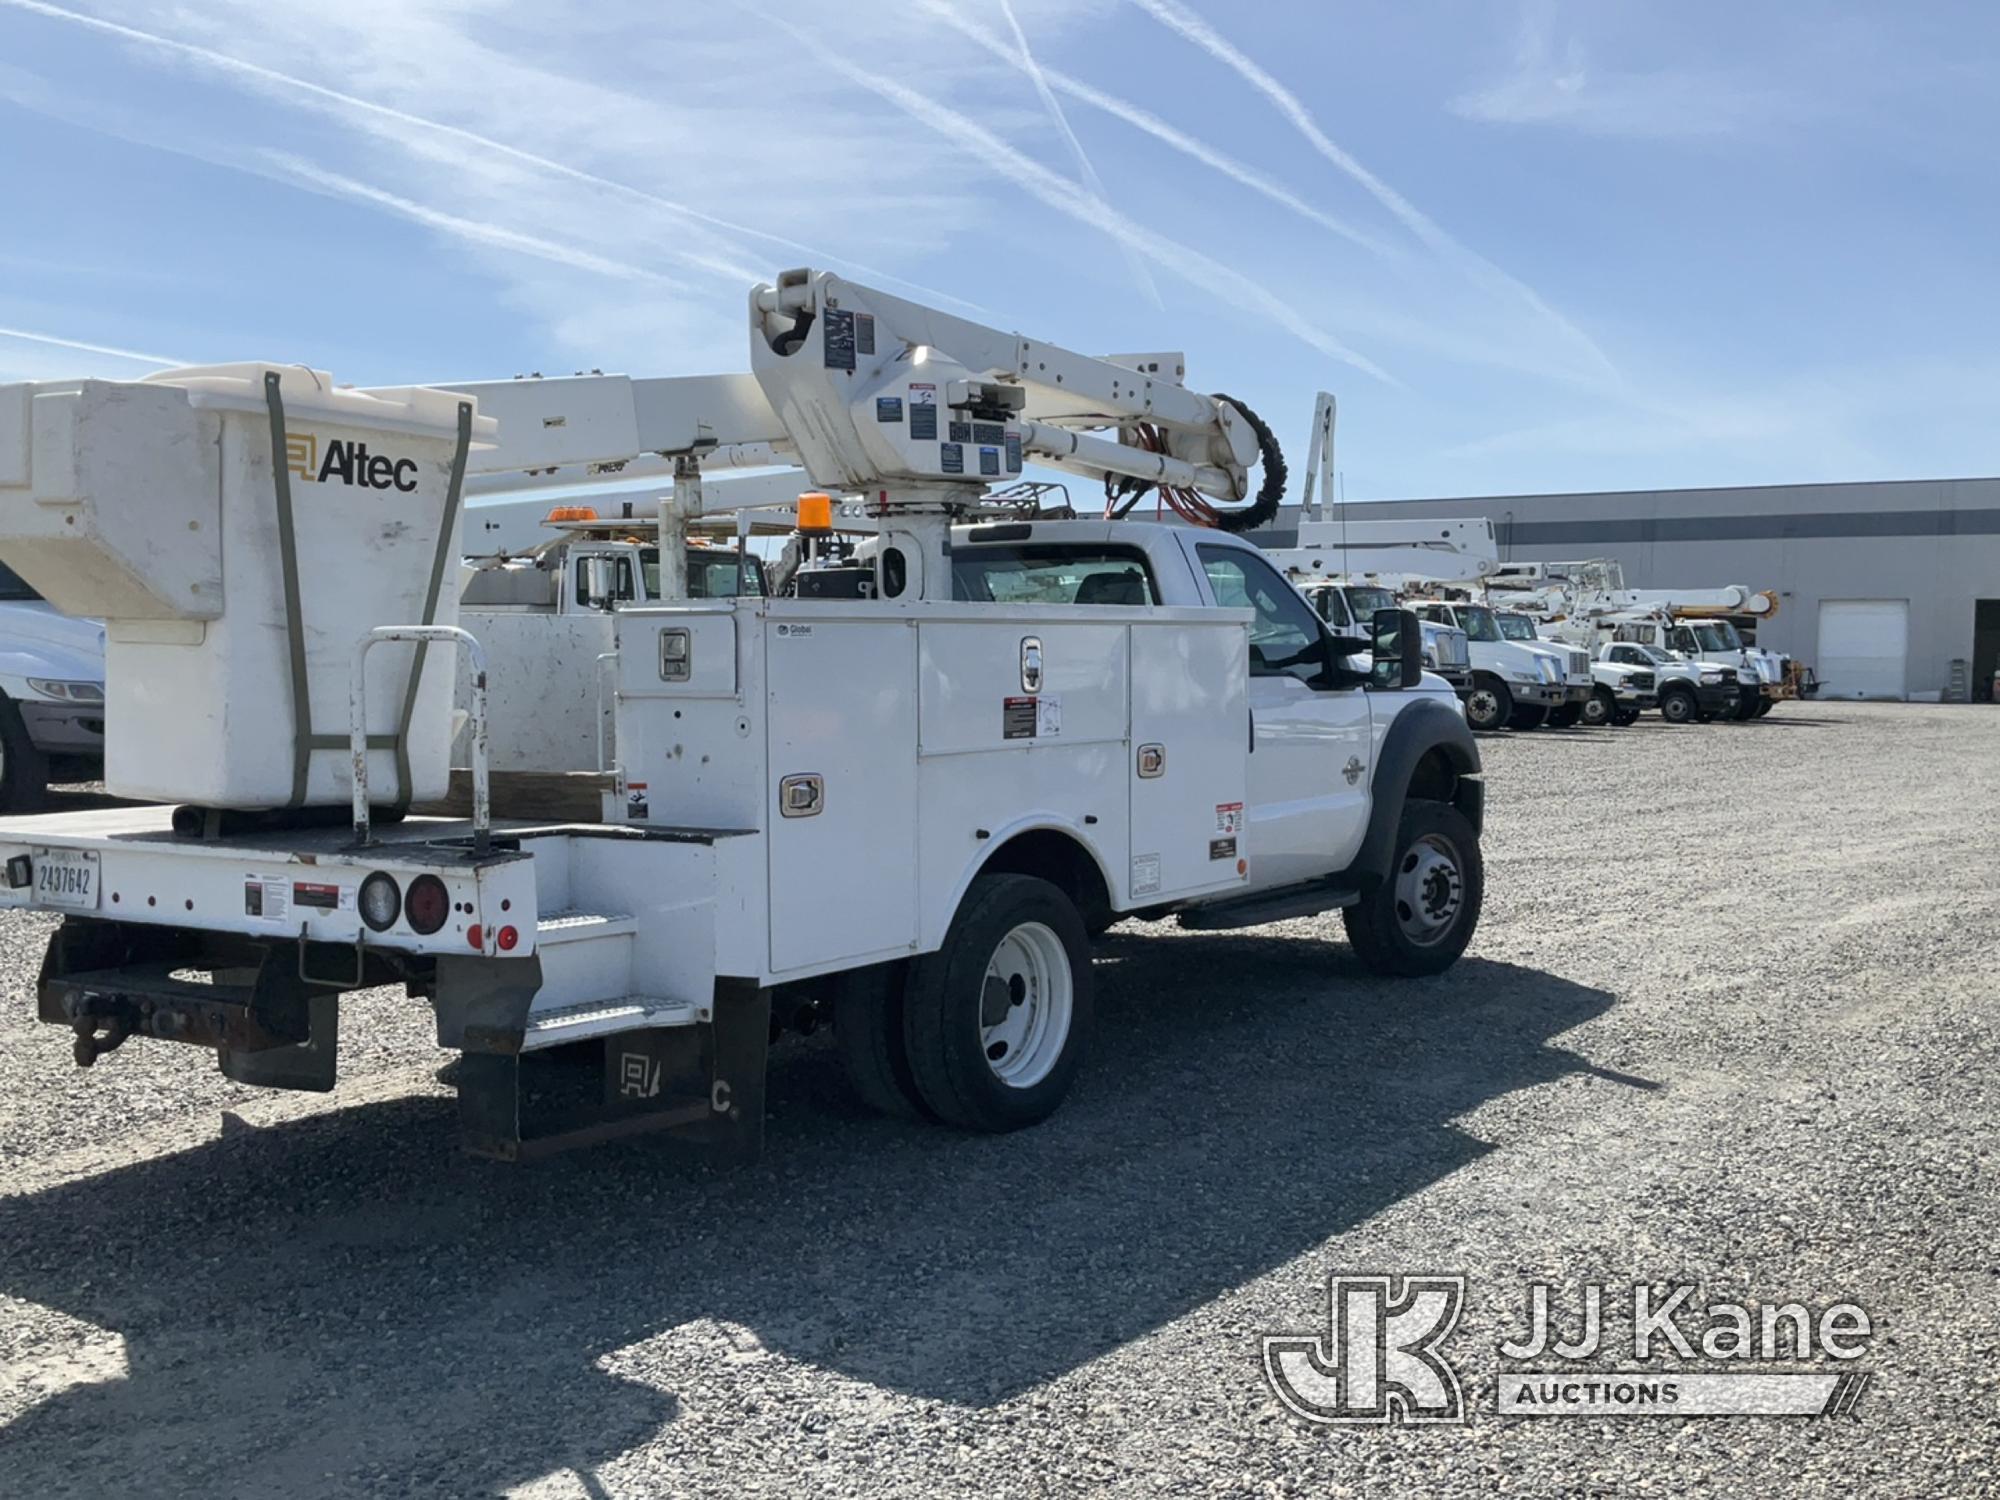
0,701 -> 1995,1498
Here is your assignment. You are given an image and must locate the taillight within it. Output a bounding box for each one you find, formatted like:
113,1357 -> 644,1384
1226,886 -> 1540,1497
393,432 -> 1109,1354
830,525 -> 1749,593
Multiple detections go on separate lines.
405,875 -> 450,935
358,872 -> 401,932
496,925 -> 519,951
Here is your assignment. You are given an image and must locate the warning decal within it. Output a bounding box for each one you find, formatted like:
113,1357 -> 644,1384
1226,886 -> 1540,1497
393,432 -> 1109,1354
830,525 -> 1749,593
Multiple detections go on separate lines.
1005,431 -> 1023,471
293,880 -> 341,911
1132,854 -> 1162,897
940,442 -> 964,474
1003,696 -> 1037,740
245,876 -> 288,922
876,396 -> 904,423
822,308 -> 857,371
1214,802 -> 1245,836
855,312 -> 876,356
979,446 -> 1000,476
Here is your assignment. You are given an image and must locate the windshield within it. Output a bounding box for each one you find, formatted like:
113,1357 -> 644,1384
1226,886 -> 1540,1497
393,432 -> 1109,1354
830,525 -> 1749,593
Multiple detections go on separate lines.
1694,622 -> 1740,651
1455,605 -> 1502,643
0,562 -> 41,602
1496,614 -> 1537,641
1343,586 -> 1396,618
1638,645 -> 1674,665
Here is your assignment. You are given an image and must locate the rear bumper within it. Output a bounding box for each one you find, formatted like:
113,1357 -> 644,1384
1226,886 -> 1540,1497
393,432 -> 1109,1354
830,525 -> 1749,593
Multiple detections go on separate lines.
18,701 -> 105,755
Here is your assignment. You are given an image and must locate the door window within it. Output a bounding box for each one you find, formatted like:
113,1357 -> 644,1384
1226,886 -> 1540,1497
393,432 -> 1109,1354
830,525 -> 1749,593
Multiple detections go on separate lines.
1197,545 -> 1327,684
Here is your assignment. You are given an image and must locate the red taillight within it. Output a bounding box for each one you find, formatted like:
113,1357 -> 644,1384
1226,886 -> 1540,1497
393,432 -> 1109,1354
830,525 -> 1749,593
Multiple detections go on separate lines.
405,875 -> 450,935
466,924 -> 484,950
496,925 -> 519,951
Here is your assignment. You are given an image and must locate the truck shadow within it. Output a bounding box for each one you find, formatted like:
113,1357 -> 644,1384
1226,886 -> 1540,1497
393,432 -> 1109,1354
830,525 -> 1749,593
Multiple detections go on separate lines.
0,941 -> 1625,1495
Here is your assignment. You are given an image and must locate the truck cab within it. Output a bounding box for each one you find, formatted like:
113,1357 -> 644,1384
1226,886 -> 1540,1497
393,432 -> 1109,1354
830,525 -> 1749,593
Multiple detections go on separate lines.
1491,610 -> 1595,728
1598,640 -> 1739,725
1296,579 -> 1473,698
1408,598 -> 1565,733
1610,618 -> 1771,721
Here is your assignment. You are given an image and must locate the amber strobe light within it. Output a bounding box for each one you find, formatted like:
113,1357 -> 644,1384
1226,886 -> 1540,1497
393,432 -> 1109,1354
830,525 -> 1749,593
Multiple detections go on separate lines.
405,874 -> 450,936
796,493 -> 834,533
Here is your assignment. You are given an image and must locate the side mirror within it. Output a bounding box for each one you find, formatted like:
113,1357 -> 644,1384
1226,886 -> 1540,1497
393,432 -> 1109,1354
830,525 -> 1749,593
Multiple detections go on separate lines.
1372,608 -> 1423,690
581,556 -> 617,610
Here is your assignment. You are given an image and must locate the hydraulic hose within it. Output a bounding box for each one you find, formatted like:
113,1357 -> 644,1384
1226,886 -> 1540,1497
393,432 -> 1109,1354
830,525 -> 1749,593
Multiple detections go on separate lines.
1209,394 -> 1286,534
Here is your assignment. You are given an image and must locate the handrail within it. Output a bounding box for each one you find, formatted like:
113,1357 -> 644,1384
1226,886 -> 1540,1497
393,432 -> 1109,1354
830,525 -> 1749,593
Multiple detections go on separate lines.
351,626 -> 489,853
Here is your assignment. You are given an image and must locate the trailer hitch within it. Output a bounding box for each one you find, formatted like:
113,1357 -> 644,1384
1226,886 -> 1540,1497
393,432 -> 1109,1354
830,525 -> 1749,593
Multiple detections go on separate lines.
70,1004 -> 133,1067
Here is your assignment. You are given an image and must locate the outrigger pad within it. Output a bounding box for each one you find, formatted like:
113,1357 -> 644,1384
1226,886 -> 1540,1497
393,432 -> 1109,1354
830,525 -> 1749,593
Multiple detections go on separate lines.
454,979 -> 771,1162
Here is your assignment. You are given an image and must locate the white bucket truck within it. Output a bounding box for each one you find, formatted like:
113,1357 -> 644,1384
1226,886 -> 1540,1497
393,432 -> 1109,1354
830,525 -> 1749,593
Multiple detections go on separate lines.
0,272 -> 1485,1160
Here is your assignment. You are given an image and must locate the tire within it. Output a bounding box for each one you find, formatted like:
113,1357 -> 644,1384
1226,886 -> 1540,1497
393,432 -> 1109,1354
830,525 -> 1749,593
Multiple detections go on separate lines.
1508,704 -> 1549,731
1753,697 -> 1775,718
1463,676 -> 1511,733
1547,702 -> 1583,729
1613,710 -> 1640,727
1659,685 -> 1698,724
0,695 -> 49,813
833,962 -> 928,1119
1342,802 -> 1483,978
1731,685 -> 1760,722
1580,685 -> 1617,727
902,873 -> 1093,1132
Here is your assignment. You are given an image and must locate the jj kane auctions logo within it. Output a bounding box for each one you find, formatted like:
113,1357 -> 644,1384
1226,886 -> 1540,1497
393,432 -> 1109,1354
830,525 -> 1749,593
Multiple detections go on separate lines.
1263,1275 -> 1873,1424
285,431 -> 420,492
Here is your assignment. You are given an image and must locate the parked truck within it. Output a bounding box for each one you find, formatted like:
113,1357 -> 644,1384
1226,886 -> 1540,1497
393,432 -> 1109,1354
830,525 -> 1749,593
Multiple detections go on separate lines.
0,562 -> 106,809
1495,610 -> 1652,726
0,270 -> 1484,1161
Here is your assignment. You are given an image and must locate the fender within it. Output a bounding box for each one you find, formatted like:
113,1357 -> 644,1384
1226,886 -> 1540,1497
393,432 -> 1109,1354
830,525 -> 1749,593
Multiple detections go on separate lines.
1342,696 -> 1483,887
931,813 -> 1120,952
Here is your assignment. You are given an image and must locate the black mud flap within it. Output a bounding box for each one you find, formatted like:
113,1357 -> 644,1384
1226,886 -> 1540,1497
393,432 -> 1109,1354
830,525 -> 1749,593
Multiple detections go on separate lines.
454,978 -> 771,1162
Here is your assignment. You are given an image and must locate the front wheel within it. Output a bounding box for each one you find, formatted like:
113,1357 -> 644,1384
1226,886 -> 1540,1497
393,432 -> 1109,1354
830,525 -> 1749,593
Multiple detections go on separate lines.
1659,686 -> 1698,724
1732,685 -> 1760,721
1463,677 -> 1511,733
1508,704 -> 1549,731
1547,702 -> 1583,729
1343,803 -> 1483,977
902,873 -> 1093,1132
1580,685 -> 1617,727
1753,698 -> 1775,718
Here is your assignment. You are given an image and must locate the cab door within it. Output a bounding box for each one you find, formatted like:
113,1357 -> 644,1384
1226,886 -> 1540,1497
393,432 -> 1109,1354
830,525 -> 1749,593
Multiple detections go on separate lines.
1193,541 -> 1372,890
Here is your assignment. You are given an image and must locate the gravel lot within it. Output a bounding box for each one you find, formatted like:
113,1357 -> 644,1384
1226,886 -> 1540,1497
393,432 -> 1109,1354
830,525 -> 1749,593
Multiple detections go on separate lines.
0,701 -> 1995,1497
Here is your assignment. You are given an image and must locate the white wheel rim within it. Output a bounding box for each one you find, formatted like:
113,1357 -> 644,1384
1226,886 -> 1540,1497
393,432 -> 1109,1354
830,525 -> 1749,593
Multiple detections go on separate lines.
1394,834 -> 1465,947
1583,694 -> 1608,724
979,921 -> 1073,1088
1467,689 -> 1500,725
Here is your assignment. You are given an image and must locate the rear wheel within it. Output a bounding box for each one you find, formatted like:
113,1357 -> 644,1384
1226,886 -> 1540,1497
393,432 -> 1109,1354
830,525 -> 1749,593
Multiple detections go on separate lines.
833,962 -> 927,1119
1343,802 -> 1483,977
1580,685 -> 1617,727
1613,709 -> 1640,727
1547,702 -> 1583,729
1508,704 -> 1549,731
902,873 -> 1092,1132
1463,676 -> 1511,733
1659,685 -> 1698,724
0,695 -> 49,813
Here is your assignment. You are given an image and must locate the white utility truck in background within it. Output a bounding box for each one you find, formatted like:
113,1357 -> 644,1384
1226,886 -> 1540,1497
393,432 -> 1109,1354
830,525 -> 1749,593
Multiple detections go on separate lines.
0,271 -> 1484,1161
0,561 -> 106,808
1488,560 -> 1799,718
1494,610 -> 1654,727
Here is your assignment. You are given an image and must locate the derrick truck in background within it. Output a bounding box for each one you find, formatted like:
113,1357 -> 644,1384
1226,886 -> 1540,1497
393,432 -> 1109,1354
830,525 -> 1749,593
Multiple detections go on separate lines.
0,270 -> 1484,1162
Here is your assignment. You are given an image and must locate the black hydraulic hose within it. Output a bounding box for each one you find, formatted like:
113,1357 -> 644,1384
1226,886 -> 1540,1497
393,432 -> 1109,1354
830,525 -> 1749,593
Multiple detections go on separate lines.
1209,394 -> 1286,533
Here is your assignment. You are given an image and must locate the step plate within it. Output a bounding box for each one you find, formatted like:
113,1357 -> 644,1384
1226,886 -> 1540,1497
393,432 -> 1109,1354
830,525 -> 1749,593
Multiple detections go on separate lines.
521,995 -> 703,1051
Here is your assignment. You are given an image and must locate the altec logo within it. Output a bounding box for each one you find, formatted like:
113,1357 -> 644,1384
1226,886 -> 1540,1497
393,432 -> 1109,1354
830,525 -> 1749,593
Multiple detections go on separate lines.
284,432 -> 419,492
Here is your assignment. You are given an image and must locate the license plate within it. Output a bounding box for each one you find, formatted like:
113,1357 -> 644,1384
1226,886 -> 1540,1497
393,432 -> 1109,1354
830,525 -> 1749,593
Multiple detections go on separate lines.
33,848 -> 99,909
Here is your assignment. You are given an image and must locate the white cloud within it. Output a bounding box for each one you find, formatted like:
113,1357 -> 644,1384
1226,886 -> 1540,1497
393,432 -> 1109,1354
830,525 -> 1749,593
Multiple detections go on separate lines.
1452,1 -> 1787,140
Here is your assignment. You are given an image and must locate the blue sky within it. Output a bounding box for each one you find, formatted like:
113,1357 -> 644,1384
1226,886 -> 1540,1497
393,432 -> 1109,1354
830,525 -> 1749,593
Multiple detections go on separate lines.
0,0 -> 1994,501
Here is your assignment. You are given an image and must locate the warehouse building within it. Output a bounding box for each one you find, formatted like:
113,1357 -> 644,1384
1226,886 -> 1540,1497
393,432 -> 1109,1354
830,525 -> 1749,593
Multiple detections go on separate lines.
1256,477 -> 2000,701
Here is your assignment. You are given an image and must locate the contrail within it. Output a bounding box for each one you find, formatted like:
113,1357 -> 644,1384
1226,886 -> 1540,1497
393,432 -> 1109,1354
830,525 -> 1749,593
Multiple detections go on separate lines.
0,0 -> 984,311
0,326 -> 182,365
919,1 -> 1396,261
995,0 -> 1162,308
1126,0 -> 1620,383
749,7 -> 1395,384
268,156 -> 686,287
